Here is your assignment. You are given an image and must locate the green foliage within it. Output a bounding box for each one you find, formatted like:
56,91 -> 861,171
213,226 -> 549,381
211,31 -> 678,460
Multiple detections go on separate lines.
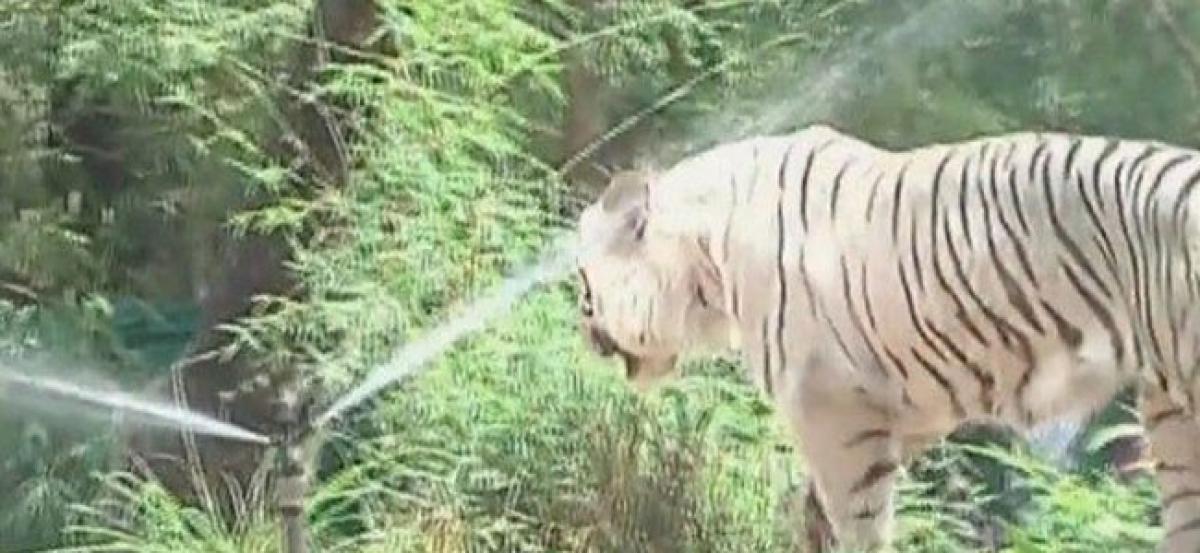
0,421 -> 111,549
960,444 -> 1161,552
5,0 -> 1200,551
302,288 -> 792,551
51,289 -> 1166,552
832,0 -> 1200,147
0,1 -> 310,547
238,0 -> 570,389
63,471 -> 279,553
891,441 -> 1162,553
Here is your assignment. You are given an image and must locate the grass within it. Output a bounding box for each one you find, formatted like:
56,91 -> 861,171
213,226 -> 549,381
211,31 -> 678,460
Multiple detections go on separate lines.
38,286 -> 1162,553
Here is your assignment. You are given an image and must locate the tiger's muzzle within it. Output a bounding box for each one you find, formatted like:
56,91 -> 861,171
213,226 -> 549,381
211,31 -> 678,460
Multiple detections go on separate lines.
582,323 -> 678,390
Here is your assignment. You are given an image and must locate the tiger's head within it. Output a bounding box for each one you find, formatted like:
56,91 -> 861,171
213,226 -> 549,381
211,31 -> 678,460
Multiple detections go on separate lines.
575,168 -> 734,392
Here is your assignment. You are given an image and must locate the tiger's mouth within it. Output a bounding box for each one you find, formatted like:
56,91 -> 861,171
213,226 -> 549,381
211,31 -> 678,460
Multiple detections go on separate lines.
586,325 -> 644,378
624,353 -> 679,392
617,350 -> 639,379
587,326 -> 621,357
584,324 -> 677,388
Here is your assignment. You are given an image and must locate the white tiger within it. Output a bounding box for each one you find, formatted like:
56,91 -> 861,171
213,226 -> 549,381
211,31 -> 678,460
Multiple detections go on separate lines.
574,124 -> 1200,552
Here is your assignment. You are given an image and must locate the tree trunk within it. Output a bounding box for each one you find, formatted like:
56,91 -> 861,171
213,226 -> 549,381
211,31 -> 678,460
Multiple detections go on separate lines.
124,0 -> 389,507
560,0 -> 648,195
561,41 -> 613,192
559,0 -> 694,196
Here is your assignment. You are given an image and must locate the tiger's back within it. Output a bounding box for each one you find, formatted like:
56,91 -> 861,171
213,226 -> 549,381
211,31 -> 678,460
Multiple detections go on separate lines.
705,127 -> 1200,431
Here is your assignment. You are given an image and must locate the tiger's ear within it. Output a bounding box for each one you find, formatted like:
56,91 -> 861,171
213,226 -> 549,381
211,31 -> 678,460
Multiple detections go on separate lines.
600,170 -> 651,212
599,169 -> 654,247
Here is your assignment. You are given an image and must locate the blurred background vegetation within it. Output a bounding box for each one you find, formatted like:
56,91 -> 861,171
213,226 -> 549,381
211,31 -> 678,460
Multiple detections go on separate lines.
0,0 -> 1196,551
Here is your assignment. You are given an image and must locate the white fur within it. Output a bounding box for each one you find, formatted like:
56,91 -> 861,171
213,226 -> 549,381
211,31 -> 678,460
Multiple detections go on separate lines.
578,125 -> 1200,552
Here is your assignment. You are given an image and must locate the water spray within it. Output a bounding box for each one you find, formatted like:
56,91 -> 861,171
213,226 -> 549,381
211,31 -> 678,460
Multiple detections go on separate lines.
314,232 -> 581,429
0,371 -> 270,445
0,232 -> 582,553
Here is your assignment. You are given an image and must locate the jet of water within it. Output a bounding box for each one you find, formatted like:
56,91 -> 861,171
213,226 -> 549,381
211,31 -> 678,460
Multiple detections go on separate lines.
313,232 -> 584,428
653,0 -> 1009,162
746,0 -> 1008,137
0,370 -> 271,445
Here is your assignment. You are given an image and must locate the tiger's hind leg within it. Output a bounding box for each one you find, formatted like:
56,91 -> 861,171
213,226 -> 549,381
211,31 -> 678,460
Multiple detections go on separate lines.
1140,383 -> 1200,552
782,356 -> 903,552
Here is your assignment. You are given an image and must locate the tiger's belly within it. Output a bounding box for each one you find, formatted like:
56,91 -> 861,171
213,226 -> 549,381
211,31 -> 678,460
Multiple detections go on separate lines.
892,334 -> 1131,433
803,230 -> 1143,436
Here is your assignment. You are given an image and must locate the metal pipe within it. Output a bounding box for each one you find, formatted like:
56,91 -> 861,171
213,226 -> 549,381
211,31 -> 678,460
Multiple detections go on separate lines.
273,388 -> 309,553
278,449 -> 308,553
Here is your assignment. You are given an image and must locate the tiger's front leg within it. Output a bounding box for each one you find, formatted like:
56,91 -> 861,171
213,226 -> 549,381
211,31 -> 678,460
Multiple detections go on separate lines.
802,433 -> 938,552
1140,383 -> 1200,553
782,354 -> 903,552
803,480 -> 836,552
